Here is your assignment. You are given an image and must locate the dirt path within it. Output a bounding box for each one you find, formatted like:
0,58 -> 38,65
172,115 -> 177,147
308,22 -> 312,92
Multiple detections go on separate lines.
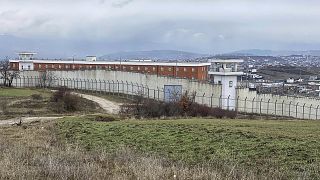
74,93 -> 121,114
0,116 -> 64,126
0,93 -> 121,126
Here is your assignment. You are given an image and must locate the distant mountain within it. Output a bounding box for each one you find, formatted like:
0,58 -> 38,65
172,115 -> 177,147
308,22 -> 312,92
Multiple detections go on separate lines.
226,49 -> 320,56
100,50 -> 208,61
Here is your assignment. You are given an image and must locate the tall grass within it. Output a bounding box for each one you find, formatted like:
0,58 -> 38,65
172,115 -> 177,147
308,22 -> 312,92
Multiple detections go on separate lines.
0,121 -> 294,180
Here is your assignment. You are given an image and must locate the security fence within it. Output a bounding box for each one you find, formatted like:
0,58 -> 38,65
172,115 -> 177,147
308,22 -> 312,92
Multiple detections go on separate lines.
1,76 -> 320,120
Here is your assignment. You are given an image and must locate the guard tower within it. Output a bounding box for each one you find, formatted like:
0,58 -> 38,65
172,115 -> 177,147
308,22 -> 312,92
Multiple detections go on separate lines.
208,59 -> 243,109
18,52 -> 37,60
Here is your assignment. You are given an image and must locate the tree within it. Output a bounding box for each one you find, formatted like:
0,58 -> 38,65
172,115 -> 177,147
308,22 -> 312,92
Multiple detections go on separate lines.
39,70 -> 55,88
0,59 -> 20,87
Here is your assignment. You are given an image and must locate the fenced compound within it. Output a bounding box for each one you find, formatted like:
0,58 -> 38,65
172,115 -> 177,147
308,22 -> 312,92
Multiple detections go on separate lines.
1,76 -> 320,120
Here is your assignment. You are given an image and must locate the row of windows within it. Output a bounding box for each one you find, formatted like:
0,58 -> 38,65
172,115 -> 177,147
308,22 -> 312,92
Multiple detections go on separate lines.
35,64 -> 199,72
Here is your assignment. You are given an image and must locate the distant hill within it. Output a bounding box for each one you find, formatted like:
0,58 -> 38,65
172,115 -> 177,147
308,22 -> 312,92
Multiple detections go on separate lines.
226,49 -> 320,56
100,50 -> 208,61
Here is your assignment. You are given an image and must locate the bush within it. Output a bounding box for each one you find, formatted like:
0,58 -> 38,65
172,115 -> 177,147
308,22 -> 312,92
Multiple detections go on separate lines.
49,87 -> 81,113
120,92 -> 237,119
30,94 -> 43,101
0,99 -> 8,114
87,114 -> 119,122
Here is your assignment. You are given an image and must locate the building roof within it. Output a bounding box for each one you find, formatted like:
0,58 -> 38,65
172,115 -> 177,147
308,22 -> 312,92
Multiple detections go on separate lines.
9,59 -> 211,67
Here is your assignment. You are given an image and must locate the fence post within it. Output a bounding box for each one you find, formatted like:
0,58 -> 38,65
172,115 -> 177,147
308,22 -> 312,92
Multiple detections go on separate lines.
281,100 -> 285,116
219,95 -> 222,108
202,93 -> 206,106
252,97 -> 255,114
94,79 -> 98,94
157,87 -> 160,101
289,101 -> 292,117
236,96 -> 240,112
309,104 -> 313,120
210,94 -> 214,108
274,100 -> 277,116
259,98 -> 263,116
99,80 -> 102,94
147,86 -> 150,99
111,80 -> 115,95
108,80 -> 111,93
316,105 -> 319,120
266,99 -> 270,116
302,103 -> 306,119
243,97 -> 247,116
126,81 -> 129,98
296,102 -> 299,119
227,95 -> 230,110
117,80 -> 120,96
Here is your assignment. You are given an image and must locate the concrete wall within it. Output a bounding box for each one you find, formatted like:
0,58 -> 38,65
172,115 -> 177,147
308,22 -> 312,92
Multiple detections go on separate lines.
237,88 -> 320,119
19,70 -> 223,107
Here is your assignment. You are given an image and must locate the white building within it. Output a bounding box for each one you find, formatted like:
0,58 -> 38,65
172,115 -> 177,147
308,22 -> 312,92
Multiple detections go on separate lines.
208,59 -> 244,110
17,52 -> 37,70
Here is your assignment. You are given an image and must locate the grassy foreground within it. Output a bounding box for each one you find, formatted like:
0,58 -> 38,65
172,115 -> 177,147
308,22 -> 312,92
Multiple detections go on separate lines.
0,88 -> 51,97
58,117 -> 320,179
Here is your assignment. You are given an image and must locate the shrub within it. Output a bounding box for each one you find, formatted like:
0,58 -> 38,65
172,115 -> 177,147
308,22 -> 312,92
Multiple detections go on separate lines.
0,99 -> 8,114
49,87 -> 81,113
120,93 -> 237,119
87,114 -> 119,122
30,94 -> 43,101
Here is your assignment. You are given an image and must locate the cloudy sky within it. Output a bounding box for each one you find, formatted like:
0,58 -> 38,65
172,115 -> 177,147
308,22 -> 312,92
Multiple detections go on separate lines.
1,0 -> 320,57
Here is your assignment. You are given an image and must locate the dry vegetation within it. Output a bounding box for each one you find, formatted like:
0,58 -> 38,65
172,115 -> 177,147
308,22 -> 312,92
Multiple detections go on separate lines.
0,88 -> 102,120
0,121 -> 256,180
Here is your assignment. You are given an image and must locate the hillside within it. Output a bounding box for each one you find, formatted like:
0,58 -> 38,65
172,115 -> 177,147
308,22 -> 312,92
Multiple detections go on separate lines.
100,50 -> 208,61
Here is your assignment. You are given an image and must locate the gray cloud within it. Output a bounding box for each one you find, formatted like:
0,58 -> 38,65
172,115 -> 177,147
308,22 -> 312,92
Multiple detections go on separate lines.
1,0 -> 320,57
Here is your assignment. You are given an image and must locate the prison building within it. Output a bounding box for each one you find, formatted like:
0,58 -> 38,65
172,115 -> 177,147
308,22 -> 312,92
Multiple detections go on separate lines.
9,53 -> 210,81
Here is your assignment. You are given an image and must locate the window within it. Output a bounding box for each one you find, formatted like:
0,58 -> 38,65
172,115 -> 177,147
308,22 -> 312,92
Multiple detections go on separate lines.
130,66 -> 134,70
39,64 -> 42,68
73,65 -> 75,69
45,65 -> 48,69
168,67 -> 172,72
21,65 -> 24,70
115,66 -> 118,69
28,65 -> 31,70
176,67 -> 179,71
138,66 -> 140,70
66,65 -> 69,69
52,65 -> 54,68
59,65 -> 61,69
13,64 -> 16,68
192,68 -> 195,72
145,67 -> 148,71
161,67 -> 164,71
229,81 -> 233,87
184,68 -> 187,72
218,81 -> 222,84
153,67 -> 156,71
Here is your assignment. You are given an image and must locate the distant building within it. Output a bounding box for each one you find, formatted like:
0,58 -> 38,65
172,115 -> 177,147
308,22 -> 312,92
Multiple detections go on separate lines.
286,78 -> 294,84
9,53 -> 211,81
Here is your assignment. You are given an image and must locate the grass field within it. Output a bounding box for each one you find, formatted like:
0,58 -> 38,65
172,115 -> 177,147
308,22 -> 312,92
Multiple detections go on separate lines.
0,88 -> 51,97
58,117 -> 320,179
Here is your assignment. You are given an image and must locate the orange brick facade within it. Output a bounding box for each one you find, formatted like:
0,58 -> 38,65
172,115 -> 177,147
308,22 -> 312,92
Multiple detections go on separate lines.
10,61 -> 209,81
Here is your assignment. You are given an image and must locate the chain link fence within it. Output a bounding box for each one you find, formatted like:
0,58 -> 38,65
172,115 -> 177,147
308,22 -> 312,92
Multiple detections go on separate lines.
1,76 -> 320,120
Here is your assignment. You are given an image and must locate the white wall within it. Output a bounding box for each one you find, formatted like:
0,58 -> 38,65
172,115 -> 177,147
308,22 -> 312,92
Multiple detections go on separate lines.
20,70 -> 223,107
213,75 -> 237,109
237,88 -> 320,119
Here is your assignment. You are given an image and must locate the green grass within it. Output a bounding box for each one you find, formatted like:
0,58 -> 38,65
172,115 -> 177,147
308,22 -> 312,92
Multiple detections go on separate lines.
58,117 -> 320,178
0,88 -> 51,97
